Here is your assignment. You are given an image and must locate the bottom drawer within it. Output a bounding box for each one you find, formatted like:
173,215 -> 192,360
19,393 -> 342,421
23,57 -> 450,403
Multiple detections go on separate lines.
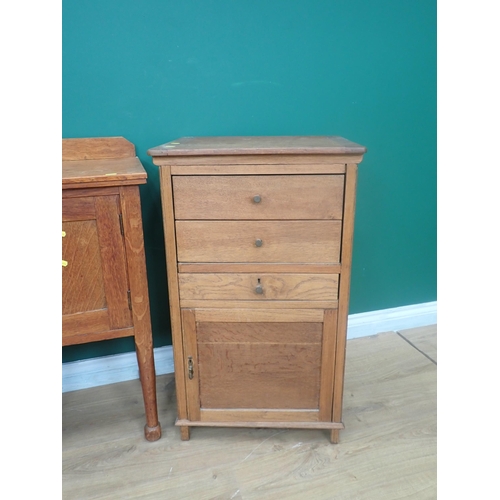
178,273 -> 339,301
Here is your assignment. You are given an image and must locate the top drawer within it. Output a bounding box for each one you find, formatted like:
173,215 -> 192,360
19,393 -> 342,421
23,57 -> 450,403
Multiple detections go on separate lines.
172,175 -> 344,220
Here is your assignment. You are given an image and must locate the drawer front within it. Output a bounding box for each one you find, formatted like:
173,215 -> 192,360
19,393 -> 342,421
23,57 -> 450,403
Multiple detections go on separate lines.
178,273 -> 339,301
172,175 -> 344,220
175,220 -> 342,263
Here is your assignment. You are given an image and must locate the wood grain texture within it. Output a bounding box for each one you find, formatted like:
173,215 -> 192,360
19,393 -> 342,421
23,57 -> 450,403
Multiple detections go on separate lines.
62,194 -> 132,338
62,220 -> 106,315
62,137 -> 135,160
147,135 -> 367,156
178,273 -> 339,301
62,186 -> 120,199
170,164 -> 347,175
94,195 -> 132,330
172,175 -> 344,220
62,137 -> 160,441
120,185 -> 160,439
197,342 -> 322,409
178,263 -> 341,274
175,220 -> 342,263
318,309 -> 337,422
332,164 -> 358,429
177,419 -> 344,430
62,197 -> 96,221
152,136 -> 365,441
159,166 -> 189,429
182,309 -> 201,422
62,325 -> 134,346
180,300 -> 338,310
199,409 -> 320,423
63,329 -> 436,500
197,322 -> 323,344
62,310 -> 111,341
152,153 -> 362,167
194,308 -> 325,323
62,157 -> 147,188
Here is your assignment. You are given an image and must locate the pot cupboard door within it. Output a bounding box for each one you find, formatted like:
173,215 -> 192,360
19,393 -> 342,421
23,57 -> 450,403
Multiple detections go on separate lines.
62,194 -> 133,344
181,308 -> 338,424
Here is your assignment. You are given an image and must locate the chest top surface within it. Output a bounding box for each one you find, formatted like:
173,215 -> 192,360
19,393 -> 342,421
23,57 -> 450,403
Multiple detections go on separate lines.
147,135 -> 367,157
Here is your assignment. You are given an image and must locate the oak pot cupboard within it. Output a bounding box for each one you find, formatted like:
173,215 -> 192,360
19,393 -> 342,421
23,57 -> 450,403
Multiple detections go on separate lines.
148,136 -> 366,442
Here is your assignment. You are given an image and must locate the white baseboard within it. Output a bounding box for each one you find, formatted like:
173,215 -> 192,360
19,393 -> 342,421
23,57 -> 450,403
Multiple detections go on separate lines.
62,301 -> 436,393
347,300 -> 437,339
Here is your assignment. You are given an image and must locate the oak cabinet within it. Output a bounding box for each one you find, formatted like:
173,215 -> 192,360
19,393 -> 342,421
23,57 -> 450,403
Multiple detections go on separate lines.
148,136 -> 366,442
62,137 -> 161,441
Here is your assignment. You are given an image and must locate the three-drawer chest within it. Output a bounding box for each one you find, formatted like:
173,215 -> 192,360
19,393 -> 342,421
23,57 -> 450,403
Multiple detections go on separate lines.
148,136 -> 366,443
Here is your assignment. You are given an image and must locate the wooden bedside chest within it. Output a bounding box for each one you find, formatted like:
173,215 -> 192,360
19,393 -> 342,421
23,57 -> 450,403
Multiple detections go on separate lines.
148,136 -> 366,443
62,137 -> 161,441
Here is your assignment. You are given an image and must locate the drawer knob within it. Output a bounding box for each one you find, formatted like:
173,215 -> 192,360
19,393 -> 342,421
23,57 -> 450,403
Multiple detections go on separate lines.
255,239 -> 263,247
253,195 -> 261,203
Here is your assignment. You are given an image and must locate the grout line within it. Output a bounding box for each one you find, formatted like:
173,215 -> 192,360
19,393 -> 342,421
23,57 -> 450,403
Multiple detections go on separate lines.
395,331 -> 437,365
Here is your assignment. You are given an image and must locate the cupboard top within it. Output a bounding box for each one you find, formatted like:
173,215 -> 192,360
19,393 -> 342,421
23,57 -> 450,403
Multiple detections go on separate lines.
147,136 -> 367,157
62,137 -> 147,189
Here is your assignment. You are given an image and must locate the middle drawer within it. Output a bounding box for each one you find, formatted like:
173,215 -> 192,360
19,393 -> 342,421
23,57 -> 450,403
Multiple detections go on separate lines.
178,273 -> 339,301
175,220 -> 342,263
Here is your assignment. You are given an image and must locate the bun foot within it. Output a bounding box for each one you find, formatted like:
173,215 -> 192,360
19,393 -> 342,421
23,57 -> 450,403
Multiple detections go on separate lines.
144,423 -> 162,442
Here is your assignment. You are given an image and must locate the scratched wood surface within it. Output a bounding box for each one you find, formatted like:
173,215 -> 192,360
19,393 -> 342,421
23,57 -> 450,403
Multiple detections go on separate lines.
62,326 -> 436,499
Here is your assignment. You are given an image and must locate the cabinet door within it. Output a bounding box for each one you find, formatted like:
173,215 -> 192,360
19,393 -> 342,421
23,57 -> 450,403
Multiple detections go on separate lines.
181,308 -> 338,424
62,194 -> 132,344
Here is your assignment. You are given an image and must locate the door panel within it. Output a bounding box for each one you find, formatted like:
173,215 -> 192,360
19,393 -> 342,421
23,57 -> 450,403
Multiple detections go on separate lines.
62,194 -> 132,341
182,308 -> 337,423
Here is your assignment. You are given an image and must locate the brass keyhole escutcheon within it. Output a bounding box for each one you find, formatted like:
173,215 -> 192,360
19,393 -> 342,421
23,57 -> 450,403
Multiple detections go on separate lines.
187,356 -> 194,380
255,278 -> 263,295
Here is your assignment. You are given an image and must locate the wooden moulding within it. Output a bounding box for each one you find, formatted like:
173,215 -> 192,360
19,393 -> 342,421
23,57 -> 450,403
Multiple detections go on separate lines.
62,137 -> 135,161
175,419 -> 345,430
331,163 -> 359,444
177,263 -> 342,274
62,157 -> 147,189
159,165 -> 190,440
179,300 -> 338,310
194,309 -> 325,323
169,163 -> 347,175
62,326 -> 134,346
62,187 -> 120,199
147,135 -> 366,158
318,309 -> 338,422
152,155 -> 363,167
199,409 -> 320,423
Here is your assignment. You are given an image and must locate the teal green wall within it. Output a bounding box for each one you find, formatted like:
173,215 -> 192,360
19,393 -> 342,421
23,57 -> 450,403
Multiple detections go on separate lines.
63,0 -> 436,363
